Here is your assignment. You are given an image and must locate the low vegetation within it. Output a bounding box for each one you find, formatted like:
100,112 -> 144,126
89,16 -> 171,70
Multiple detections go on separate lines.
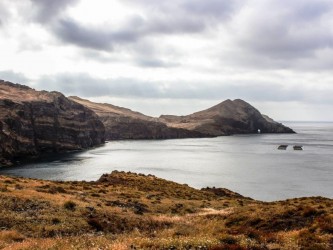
0,171 -> 332,249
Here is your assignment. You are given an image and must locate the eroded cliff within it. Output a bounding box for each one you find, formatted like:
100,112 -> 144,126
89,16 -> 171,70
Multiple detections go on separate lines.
0,81 -> 105,166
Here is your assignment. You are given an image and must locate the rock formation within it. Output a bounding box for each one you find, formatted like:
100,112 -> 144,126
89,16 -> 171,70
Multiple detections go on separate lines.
0,80 -> 105,166
71,97 -> 294,139
159,99 -> 294,136
0,80 -> 294,166
69,96 -> 206,140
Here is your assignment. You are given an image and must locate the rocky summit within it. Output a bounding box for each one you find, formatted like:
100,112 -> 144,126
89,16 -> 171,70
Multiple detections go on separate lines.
0,81 -> 105,166
160,99 -> 295,136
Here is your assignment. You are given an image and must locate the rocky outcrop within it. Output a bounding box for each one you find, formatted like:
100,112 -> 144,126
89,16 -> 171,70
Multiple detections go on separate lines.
159,99 -> 295,136
69,96 -> 206,140
0,80 -> 105,166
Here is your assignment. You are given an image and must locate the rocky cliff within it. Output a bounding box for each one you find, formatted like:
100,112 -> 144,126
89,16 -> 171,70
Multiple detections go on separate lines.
71,97 -> 294,140
159,99 -> 295,136
0,81 -> 105,166
69,96 -> 205,140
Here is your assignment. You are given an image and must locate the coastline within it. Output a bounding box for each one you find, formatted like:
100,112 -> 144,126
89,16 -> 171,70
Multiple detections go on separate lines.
2,123 -> 333,202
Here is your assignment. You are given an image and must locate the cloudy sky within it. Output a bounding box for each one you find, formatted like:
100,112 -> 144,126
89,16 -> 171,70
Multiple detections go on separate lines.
1,0 -> 333,121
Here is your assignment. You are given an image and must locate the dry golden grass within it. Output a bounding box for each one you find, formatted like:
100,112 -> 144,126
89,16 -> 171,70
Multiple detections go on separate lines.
0,171 -> 332,249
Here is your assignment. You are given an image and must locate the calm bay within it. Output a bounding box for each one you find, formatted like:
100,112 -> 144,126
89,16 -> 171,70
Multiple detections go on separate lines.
1,122 -> 332,201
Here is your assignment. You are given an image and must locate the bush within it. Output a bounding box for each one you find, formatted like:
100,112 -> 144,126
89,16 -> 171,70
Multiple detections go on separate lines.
51,218 -> 61,225
63,201 -> 76,211
298,229 -> 323,248
87,218 -> 103,231
49,186 -> 67,194
219,235 -> 237,245
302,207 -> 319,217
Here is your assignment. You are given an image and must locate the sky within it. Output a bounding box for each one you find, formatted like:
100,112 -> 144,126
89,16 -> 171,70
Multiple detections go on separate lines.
1,0 -> 333,121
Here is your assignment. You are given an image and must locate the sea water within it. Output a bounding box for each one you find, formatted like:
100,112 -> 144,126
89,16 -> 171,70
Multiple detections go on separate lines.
0,122 -> 332,201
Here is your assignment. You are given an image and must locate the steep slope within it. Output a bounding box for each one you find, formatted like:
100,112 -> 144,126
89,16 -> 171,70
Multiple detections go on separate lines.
69,96 -> 206,140
0,80 -> 105,166
160,99 -> 295,136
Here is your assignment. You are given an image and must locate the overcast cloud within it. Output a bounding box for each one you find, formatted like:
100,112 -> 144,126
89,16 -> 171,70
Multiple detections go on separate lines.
31,0 -> 79,23
1,0 -> 333,120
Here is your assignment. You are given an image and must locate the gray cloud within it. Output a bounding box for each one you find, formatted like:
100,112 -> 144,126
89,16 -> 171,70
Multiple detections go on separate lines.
53,13 -> 207,52
2,0 -> 333,121
0,2 -> 10,27
229,0 -> 333,63
0,70 -> 30,84
290,0 -> 332,21
47,0 -> 333,72
33,72 -> 333,105
146,16 -> 205,35
181,0 -> 237,20
80,45 -> 179,68
30,0 -> 79,23
81,51 -> 119,63
6,0 -> 333,71
3,0 -> 333,90
36,73 -> 159,98
54,19 -> 117,51
134,58 -> 178,68
48,0 -> 235,52
124,0 -> 237,20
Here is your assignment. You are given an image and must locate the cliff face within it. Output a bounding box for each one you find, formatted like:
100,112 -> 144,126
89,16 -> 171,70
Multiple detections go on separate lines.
160,99 -> 295,136
69,96 -> 206,140
0,81 -> 105,166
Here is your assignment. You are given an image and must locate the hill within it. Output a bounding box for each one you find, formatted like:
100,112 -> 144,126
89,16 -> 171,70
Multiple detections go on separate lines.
0,172 -> 331,249
159,99 -> 294,136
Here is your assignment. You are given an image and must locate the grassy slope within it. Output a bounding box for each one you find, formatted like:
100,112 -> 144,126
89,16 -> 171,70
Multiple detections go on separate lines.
0,171 -> 332,250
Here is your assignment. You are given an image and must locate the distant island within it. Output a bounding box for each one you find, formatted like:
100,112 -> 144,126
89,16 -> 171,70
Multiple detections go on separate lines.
0,80 -> 294,166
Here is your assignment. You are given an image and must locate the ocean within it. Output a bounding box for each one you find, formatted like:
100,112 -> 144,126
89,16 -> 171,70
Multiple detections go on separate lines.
0,122 -> 332,201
